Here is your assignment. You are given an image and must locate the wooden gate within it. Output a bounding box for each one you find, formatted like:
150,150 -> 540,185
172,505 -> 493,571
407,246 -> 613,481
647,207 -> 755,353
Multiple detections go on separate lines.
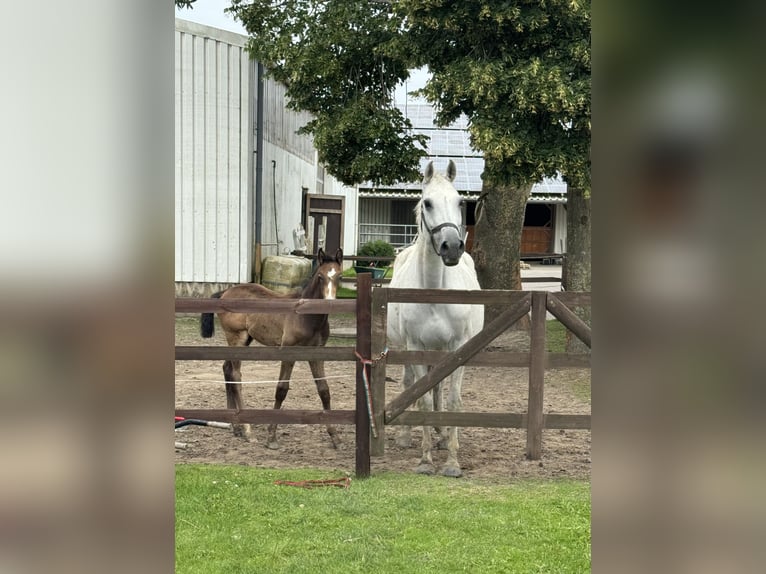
368,289 -> 591,459
175,279 -> 590,476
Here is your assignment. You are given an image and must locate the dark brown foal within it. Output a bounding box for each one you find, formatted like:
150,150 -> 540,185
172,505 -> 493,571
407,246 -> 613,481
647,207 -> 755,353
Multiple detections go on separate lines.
200,248 -> 343,449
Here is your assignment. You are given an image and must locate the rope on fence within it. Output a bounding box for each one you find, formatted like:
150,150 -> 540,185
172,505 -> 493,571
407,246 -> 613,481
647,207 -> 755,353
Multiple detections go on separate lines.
274,477 -> 351,489
354,347 -> 388,440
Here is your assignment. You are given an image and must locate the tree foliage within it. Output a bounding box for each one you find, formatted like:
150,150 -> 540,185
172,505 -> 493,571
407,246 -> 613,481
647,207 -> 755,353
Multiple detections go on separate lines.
397,0 -> 590,191
227,0 -> 428,186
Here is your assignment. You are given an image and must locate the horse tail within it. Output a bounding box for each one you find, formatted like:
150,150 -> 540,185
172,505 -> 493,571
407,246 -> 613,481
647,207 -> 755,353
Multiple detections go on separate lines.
200,290 -> 225,338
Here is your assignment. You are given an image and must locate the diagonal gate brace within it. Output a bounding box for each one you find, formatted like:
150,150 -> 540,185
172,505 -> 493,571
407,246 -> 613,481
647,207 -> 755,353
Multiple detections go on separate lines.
385,293 -> 532,423
546,294 -> 591,348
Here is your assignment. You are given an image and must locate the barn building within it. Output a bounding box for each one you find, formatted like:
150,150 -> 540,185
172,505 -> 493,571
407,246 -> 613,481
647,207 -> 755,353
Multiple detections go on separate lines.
175,19 -> 567,296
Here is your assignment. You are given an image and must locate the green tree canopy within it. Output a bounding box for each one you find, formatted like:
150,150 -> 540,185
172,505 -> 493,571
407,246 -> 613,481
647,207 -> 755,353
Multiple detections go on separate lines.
228,0 -> 428,186
399,0 -> 590,191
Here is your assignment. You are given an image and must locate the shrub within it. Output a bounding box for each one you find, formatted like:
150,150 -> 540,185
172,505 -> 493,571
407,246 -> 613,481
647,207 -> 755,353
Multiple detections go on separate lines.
357,240 -> 395,267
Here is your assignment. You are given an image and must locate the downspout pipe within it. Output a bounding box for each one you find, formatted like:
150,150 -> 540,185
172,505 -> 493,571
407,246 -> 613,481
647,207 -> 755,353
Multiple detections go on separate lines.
253,61 -> 265,282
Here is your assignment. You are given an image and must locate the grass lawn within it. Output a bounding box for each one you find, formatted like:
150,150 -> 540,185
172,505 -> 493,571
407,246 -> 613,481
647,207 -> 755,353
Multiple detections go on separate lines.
176,466 -> 590,574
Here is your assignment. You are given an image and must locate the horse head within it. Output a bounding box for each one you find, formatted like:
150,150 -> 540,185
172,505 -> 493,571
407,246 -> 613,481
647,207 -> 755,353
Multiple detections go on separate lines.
419,160 -> 466,266
312,248 -> 343,299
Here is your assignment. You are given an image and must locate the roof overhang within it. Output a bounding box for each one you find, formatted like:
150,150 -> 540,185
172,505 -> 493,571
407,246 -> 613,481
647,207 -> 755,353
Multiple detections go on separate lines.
358,189 -> 566,203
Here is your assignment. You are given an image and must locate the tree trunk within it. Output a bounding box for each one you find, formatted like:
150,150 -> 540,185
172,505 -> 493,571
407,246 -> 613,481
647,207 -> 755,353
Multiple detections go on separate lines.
471,181 -> 532,328
563,187 -> 591,353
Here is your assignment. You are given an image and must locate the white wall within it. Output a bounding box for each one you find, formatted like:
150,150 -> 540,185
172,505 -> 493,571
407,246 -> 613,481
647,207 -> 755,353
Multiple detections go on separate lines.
175,19 -> 362,285
175,20 -> 253,284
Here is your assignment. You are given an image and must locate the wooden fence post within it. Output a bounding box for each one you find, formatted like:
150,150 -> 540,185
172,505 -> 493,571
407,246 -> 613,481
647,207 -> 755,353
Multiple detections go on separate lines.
526,291 -> 547,460
354,273 -> 372,478
370,287 -> 389,456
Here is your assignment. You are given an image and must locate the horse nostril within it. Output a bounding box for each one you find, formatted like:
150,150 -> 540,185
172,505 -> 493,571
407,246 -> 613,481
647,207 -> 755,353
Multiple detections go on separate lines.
459,240 -> 465,251
440,241 -> 449,253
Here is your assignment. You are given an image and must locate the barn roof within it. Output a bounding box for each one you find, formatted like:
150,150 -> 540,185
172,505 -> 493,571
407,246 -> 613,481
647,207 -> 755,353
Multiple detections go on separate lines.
360,102 -> 567,201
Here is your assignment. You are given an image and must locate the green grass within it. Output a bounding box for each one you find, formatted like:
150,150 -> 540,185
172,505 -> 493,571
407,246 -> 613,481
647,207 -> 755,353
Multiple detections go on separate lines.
546,320 -> 567,353
176,466 -> 591,574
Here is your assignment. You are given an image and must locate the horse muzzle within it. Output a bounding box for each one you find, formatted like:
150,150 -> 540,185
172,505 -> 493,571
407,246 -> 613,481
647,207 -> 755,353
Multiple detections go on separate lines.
439,237 -> 465,266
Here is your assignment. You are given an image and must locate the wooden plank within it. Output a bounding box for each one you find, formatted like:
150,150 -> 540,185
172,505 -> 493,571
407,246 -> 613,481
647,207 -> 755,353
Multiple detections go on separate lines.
545,414 -> 591,429
355,274 -> 372,478
392,411 -> 525,428
385,293 -> 532,423
370,287 -> 389,456
180,346 -> 590,368
526,292 -> 547,460
546,294 -> 592,348
389,412 -> 591,430
175,346 -> 356,362
386,349 -> 531,368
385,288 -> 529,306
175,297 -> 356,314
174,408 -> 356,425
554,292 -> 591,306
547,353 -> 591,368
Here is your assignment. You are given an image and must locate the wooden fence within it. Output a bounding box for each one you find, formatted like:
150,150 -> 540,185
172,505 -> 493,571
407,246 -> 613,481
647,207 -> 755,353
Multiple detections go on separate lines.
369,289 -> 591,460
175,276 -> 590,477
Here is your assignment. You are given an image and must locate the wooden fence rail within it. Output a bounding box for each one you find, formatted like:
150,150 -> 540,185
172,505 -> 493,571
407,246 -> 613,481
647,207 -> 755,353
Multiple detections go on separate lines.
175,280 -> 591,476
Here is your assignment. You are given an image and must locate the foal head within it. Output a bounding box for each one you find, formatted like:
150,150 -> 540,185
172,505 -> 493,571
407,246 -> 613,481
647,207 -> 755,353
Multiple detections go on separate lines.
306,248 -> 343,300
417,160 -> 466,266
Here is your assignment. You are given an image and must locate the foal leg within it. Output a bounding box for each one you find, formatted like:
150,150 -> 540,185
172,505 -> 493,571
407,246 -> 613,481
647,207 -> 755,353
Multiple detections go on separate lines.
266,361 -> 294,449
442,367 -> 465,478
223,359 -> 251,440
309,360 -> 340,449
223,329 -> 253,439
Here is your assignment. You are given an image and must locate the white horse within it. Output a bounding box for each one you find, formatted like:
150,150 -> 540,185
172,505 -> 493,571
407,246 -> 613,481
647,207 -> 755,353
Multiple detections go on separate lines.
387,160 -> 484,477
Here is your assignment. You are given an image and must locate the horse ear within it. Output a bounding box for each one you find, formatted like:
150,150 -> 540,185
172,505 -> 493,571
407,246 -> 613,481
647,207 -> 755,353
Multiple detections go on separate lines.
446,160 -> 456,182
317,248 -> 326,265
334,248 -> 343,264
423,161 -> 434,184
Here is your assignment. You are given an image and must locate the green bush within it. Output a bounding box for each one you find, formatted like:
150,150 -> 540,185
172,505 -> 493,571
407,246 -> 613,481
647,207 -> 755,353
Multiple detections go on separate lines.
356,240 -> 395,267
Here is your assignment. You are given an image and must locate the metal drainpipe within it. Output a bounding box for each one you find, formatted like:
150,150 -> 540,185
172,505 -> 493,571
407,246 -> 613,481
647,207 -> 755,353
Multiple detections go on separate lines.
253,61 -> 265,282
271,160 -> 280,253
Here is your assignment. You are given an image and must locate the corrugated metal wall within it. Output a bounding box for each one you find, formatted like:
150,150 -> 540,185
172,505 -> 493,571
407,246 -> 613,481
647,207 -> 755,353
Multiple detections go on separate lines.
175,20 -> 253,284
175,19 -> 359,285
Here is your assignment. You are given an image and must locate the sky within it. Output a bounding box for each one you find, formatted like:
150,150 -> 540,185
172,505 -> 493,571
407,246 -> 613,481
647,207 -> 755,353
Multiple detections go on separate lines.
174,0 -> 428,100
175,0 -> 247,35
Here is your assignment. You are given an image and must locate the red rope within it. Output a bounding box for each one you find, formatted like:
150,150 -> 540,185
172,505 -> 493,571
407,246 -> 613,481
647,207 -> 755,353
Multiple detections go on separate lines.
354,348 -> 388,439
274,477 -> 351,489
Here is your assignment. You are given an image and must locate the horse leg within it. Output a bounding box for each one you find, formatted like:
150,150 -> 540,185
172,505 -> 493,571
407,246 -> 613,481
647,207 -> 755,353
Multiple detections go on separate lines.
412,364 -> 436,475
442,367 -> 465,478
223,359 -> 251,440
309,360 -> 340,449
433,376 -> 449,450
223,330 -> 253,439
266,361 -> 294,449
394,365 -> 414,448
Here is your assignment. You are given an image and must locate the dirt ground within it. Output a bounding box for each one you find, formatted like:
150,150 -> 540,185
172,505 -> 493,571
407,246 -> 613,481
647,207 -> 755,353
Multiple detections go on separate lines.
175,315 -> 591,481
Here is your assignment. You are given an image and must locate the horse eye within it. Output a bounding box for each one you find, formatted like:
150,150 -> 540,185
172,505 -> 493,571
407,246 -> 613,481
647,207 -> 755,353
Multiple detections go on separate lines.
423,199 -> 432,209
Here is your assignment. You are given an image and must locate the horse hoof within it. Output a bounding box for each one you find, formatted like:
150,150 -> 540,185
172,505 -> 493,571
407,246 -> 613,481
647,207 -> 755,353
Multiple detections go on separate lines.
232,424 -> 252,440
415,463 -> 435,475
442,466 -> 463,478
266,440 -> 280,450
